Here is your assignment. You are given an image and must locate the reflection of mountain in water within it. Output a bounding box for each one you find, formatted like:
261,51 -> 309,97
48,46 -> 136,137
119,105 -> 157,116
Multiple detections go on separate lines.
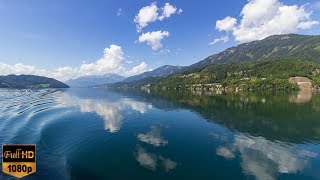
289,88 -> 313,104
121,89 -> 320,178
58,89 -> 320,143
128,90 -> 320,144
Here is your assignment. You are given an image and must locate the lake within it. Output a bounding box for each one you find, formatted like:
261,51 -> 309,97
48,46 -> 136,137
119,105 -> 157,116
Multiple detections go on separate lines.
0,88 -> 320,180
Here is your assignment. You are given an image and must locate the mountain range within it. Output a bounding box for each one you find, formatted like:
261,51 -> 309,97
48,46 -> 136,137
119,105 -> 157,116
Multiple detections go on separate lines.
66,74 -> 125,87
123,65 -> 185,82
185,34 -> 320,72
65,65 -> 184,88
151,34 -> 320,90
93,65 -> 184,88
103,34 -> 320,89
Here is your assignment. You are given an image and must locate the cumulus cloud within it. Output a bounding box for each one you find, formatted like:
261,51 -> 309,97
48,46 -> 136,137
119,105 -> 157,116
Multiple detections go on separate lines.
138,31 -> 170,50
78,45 -> 126,75
134,2 -> 182,32
209,36 -> 229,45
134,3 -> 159,32
159,3 -> 182,21
215,0 -> 319,42
123,62 -> 150,77
216,16 -> 237,32
297,21 -> 320,29
0,45 -> 149,82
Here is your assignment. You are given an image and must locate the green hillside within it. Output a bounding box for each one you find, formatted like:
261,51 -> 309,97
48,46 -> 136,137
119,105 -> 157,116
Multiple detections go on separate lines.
185,34 -> 320,72
0,75 -> 69,89
151,59 -> 320,91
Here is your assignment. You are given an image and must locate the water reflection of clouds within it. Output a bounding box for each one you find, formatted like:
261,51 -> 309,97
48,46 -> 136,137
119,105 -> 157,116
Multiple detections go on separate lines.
134,146 -> 177,172
135,146 -> 157,170
216,147 -> 235,159
138,126 -> 168,147
214,134 -> 318,180
122,98 -> 153,114
135,126 -> 177,172
57,93 -> 152,133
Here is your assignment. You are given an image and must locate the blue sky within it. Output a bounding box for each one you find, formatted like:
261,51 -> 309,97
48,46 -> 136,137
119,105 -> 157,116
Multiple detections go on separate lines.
0,0 -> 319,81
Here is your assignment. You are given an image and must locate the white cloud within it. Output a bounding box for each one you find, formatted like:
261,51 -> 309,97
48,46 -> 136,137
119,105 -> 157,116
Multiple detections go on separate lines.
209,36 -> 229,45
123,62 -> 151,77
0,45 -> 149,82
216,0 -> 319,42
216,16 -> 237,32
134,2 -> 159,32
0,63 -> 50,78
78,45 -> 126,75
158,3 -> 182,21
152,48 -> 171,55
134,2 -> 182,32
117,8 -> 122,16
138,31 -> 170,50
297,21 -> 320,29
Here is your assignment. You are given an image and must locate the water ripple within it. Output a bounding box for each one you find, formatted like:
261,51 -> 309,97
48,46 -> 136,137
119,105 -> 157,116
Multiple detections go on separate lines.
0,89 -> 65,144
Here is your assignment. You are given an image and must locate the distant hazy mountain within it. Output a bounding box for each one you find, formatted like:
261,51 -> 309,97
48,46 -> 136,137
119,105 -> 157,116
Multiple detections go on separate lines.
94,65 -> 185,88
66,74 -> 125,87
0,74 -> 69,88
123,65 -> 185,82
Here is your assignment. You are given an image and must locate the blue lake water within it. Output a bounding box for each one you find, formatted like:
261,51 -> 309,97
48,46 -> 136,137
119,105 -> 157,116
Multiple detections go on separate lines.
0,88 -> 320,179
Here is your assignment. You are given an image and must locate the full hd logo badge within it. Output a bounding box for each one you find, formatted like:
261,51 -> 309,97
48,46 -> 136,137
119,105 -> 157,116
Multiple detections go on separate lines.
2,144 -> 36,178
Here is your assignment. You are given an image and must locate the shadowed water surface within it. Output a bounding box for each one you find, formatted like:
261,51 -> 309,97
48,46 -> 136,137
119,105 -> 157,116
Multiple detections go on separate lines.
0,88 -> 320,180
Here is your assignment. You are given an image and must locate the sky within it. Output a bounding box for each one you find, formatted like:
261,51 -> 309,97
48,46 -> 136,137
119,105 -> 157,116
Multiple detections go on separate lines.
0,0 -> 320,81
